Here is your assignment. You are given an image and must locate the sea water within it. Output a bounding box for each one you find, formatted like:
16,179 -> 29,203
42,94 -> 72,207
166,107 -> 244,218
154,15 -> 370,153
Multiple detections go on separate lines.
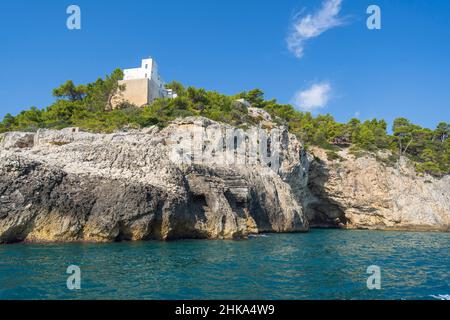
0,229 -> 448,300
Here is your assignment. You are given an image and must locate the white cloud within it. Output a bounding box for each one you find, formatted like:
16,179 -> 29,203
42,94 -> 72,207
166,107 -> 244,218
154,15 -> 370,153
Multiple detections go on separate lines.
293,82 -> 331,111
287,0 -> 344,58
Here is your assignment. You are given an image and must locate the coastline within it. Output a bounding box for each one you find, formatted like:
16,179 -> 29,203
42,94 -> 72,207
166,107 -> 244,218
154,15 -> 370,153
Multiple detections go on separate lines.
0,117 -> 448,244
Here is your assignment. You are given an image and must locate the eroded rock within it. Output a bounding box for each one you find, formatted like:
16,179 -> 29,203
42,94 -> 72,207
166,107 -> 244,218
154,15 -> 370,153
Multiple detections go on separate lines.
0,118 -> 308,243
303,147 -> 450,231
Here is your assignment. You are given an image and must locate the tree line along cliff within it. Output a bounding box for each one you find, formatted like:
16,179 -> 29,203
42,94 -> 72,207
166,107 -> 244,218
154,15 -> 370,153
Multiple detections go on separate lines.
1,69 -> 448,177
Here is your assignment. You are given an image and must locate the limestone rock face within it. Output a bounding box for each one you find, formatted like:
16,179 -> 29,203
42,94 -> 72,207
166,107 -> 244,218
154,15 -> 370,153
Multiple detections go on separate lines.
0,117 -> 308,243
303,148 -> 450,231
1,117 -> 448,243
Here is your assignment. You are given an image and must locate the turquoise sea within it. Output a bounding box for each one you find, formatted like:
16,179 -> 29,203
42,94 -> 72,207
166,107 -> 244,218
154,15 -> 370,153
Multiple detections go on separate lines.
0,229 -> 449,300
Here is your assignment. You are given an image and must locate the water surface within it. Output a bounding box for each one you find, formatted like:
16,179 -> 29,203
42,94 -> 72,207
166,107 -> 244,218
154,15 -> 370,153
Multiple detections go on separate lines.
0,229 -> 448,300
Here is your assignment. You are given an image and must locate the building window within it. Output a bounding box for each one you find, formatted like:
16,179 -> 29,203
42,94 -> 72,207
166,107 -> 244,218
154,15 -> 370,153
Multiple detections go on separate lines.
145,64 -> 148,69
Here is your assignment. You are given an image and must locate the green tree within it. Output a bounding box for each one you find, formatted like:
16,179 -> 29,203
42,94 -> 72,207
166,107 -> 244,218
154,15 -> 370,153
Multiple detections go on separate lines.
393,118 -> 415,157
165,81 -> 185,96
354,122 -> 376,150
435,122 -> 449,142
84,69 -> 125,111
14,107 -> 43,131
240,89 -> 265,108
53,80 -> 86,101
1,113 -> 17,130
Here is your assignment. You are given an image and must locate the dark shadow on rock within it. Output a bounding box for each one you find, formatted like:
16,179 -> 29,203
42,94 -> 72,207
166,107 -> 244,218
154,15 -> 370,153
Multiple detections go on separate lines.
305,156 -> 349,228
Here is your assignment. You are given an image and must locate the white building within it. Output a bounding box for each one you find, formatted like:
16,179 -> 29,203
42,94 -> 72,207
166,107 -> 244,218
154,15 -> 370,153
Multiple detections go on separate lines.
113,57 -> 176,108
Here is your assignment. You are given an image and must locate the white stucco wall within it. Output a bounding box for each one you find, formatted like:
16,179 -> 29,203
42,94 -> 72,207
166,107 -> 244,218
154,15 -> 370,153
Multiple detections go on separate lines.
124,58 -> 163,84
123,58 -> 154,80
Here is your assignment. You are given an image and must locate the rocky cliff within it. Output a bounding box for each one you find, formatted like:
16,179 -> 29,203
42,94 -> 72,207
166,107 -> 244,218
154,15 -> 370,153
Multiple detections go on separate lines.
0,117 -> 448,243
303,147 -> 450,231
0,118 -> 308,243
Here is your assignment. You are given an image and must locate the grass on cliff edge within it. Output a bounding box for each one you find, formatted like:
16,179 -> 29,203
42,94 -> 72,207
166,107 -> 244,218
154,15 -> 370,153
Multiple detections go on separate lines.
0,69 -> 449,177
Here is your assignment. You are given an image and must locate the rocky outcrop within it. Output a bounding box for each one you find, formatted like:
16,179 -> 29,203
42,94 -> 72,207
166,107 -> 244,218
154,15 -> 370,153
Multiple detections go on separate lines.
0,118 -> 308,243
1,117 -> 448,243
303,147 -> 450,231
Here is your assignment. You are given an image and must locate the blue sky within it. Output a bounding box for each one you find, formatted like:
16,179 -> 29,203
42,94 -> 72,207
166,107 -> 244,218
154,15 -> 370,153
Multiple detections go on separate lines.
0,0 -> 449,129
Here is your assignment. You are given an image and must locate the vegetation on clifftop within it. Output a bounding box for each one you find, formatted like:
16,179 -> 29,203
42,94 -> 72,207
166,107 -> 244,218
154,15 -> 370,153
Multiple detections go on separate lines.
1,70 -> 449,176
